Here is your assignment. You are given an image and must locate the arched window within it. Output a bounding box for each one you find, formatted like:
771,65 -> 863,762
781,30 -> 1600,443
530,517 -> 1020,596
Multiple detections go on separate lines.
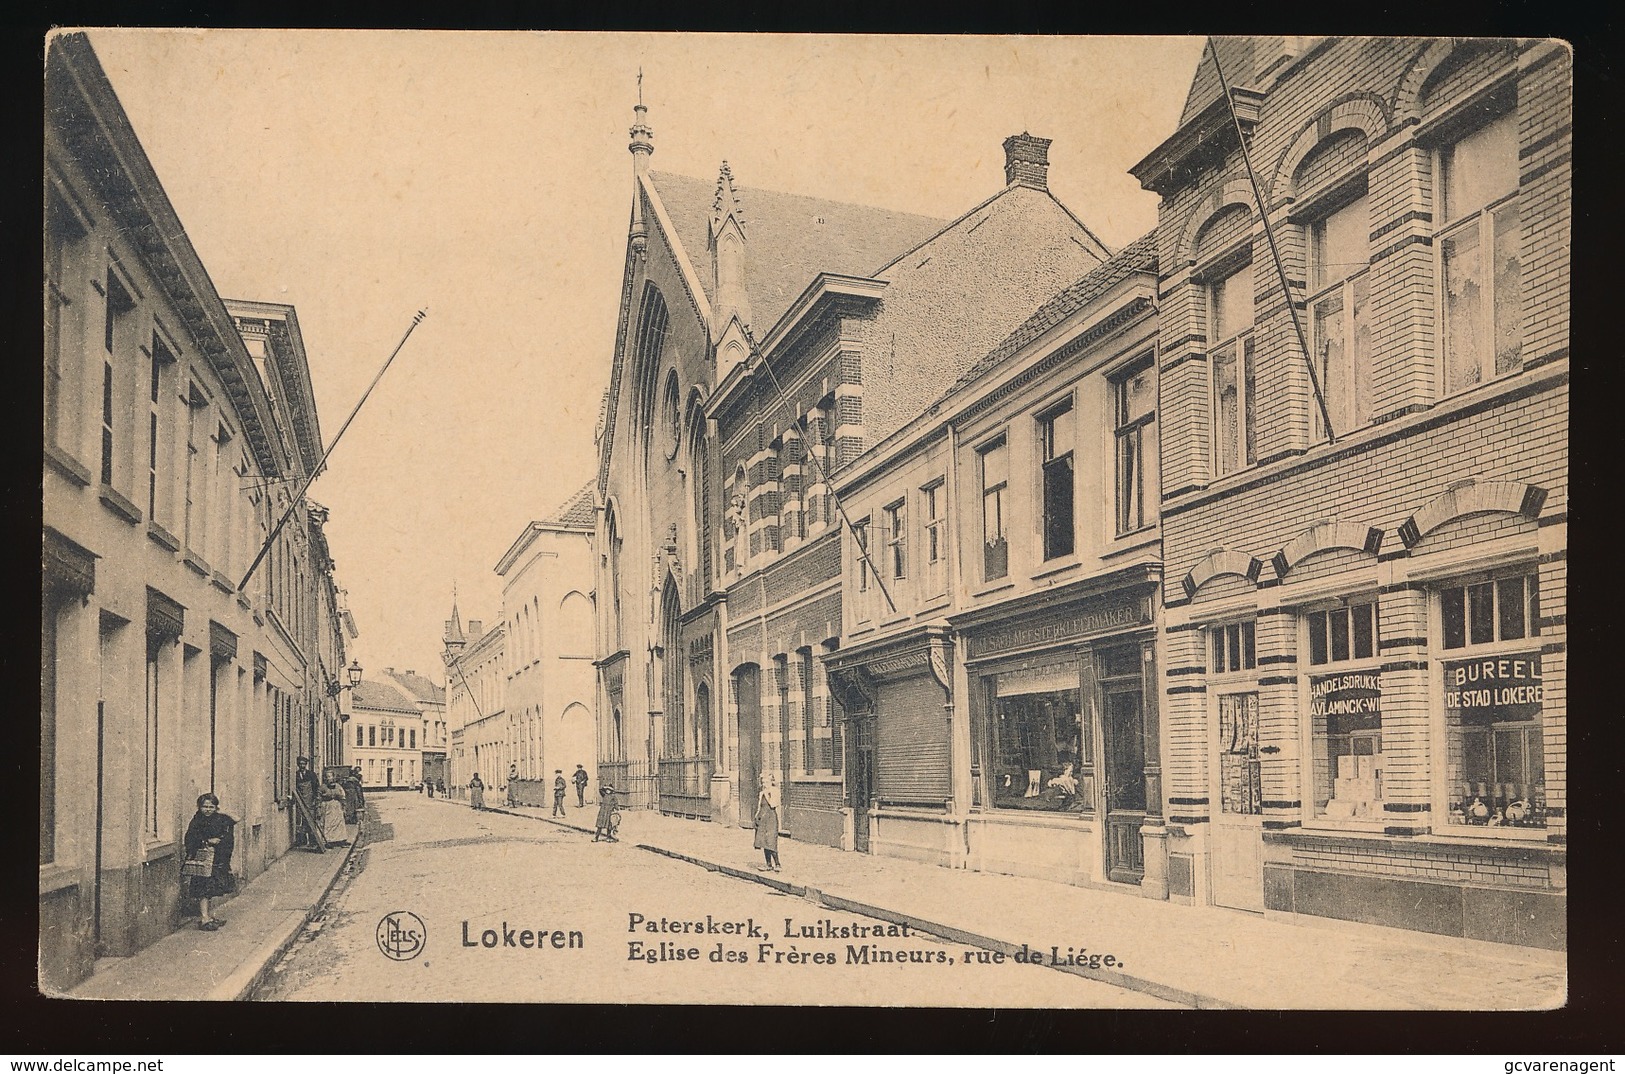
660,576 -> 685,758
634,283 -> 671,450
693,682 -> 712,759
1193,205 -> 1256,476
605,506 -> 623,649
1293,129 -> 1372,439
662,369 -> 682,459
1421,48 -> 1522,396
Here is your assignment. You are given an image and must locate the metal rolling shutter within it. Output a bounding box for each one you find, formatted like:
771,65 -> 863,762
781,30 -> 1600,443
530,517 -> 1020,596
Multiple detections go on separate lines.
875,673 -> 950,802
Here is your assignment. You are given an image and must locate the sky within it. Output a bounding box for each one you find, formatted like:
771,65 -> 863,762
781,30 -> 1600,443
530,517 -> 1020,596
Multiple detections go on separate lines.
82,30 -> 1208,684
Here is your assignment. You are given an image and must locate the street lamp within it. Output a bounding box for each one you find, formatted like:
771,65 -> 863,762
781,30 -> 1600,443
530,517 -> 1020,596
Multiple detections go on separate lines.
328,659 -> 365,697
330,660 -> 364,723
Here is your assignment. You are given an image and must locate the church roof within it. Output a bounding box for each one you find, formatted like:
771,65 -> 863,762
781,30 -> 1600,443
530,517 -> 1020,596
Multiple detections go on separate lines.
648,169 -> 947,335
540,481 -> 596,530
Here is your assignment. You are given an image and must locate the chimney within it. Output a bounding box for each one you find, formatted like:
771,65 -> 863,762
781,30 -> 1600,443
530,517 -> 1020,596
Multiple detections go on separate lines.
383,667 -> 394,675
468,620 -> 483,639
1003,133 -> 1052,190
405,669 -> 415,676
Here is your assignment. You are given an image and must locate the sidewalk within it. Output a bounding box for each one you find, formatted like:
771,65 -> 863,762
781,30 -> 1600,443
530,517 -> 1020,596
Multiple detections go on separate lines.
67,824 -> 359,1002
487,799 -> 1566,1010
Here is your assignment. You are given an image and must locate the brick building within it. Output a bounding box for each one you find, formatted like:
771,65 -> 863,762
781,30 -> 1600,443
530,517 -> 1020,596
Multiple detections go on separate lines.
828,235 -> 1164,884
593,97 -> 1114,846
1131,37 -> 1568,946
43,34 -> 351,989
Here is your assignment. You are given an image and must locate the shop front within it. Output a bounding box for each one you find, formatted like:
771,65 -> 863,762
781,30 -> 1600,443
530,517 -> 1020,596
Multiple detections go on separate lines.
950,569 -> 1165,895
826,627 -> 957,863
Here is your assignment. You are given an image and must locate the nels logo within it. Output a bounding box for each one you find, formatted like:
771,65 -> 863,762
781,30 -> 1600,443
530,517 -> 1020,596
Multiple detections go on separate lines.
376,911 -> 427,961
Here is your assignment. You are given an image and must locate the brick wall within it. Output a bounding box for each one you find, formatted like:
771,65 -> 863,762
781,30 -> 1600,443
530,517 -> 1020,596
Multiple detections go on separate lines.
1151,38 -> 1568,902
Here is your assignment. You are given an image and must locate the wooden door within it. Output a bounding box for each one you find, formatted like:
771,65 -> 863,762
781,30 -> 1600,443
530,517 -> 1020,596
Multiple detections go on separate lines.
850,714 -> 875,853
1102,682 -> 1147,883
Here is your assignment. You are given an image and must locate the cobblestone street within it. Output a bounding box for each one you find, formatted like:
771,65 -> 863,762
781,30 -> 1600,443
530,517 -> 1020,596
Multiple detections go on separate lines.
259,793 -> 1173,1006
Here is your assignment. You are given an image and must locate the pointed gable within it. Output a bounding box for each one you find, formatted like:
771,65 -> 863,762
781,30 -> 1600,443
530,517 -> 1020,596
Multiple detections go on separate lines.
1180,37 -> 1258,126
857,180 -> 1112,444
541,481 -> 597,531
649,169 -> 947,337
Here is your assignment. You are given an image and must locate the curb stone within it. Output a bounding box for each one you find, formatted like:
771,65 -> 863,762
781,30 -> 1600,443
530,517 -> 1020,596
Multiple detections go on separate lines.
486,801 -> 1218,1008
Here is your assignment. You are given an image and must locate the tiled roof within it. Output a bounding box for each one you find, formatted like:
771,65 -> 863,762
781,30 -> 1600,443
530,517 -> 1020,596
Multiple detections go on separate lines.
649,170 -> 947,335
945,231 -> 1159,397
1180,37 -> 1257,127
382,669 -> 446,705
540,481 -> 596,530
350,679 -> 422,715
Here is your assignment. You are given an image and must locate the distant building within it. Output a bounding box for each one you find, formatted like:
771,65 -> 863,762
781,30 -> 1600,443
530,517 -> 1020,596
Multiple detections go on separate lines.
442,604 -> 506,794
380,667 -> 448,788
495,483 -> 597,791
346,679 -> 425,790
42,33 -> 349,990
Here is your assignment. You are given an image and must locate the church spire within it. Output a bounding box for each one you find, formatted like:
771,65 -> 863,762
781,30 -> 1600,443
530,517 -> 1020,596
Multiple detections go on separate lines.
443,583 -> 466,650
629,69 -> 654,261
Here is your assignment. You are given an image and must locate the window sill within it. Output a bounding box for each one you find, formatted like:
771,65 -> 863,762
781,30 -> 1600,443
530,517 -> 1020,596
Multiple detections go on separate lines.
1032,556 -> 1081,582
99,483 -> 143,525
210,570 -> 235,594
44,443 -> 92,486
918,595 -> 951,617
147,520 -> 180,551
969,808 -> 1096,829
1105,530 -> 1159,559
143,839 -> 178,863
970,580 -> 1016,600
183,550 -> 211,578
790,774 -> 843,785
39,861 -> 81,896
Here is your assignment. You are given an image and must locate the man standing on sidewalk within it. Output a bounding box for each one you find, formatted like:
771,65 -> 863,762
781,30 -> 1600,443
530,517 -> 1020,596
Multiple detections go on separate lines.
572,764 -> 589,808
552,770 -> 568,817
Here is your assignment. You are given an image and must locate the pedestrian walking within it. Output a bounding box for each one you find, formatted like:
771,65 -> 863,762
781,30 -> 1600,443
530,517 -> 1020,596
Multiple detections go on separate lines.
469,772 -> 486,811
572,764 -> 589,808
754,777 -> 782,872
552,770 -> 567,817
182,793 -> 236,931
594,785 -> 619,842
508,763 -> 519,808
339,768 -> 364,824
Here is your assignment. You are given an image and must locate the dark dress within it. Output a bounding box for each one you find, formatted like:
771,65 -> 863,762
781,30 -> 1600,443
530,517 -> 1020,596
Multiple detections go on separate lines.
183,810 -> 237,899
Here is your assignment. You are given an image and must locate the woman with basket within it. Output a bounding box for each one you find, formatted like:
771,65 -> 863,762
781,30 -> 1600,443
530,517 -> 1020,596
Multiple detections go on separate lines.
182,793 -> 237,931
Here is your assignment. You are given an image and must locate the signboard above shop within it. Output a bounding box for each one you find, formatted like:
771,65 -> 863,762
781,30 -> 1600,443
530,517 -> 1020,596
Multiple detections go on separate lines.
1442,653 -> 1542,723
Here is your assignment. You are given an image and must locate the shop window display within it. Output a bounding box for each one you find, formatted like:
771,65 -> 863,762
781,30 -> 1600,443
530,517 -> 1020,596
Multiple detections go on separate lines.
1305,601 -> 1384,820
988,668 -> 1087,813
1438,573 -> 1545,829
